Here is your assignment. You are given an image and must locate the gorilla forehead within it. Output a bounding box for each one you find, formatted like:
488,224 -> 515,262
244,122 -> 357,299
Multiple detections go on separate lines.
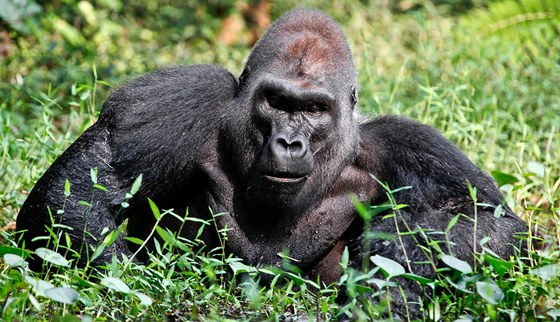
244,9 -> 356,86
280,33 -> 337,83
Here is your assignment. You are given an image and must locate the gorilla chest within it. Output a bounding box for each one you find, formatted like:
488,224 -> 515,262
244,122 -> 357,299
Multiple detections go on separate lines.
195,164 -> 372,270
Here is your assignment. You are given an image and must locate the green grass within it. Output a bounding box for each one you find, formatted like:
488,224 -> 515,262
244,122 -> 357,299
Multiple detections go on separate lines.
1,0 -> 559,320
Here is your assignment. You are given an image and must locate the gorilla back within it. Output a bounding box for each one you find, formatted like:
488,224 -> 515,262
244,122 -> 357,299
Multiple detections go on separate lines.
17,9 -> 526,316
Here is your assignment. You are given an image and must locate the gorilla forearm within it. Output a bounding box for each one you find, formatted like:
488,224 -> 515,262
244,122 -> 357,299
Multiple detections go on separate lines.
16,126 -> 128,263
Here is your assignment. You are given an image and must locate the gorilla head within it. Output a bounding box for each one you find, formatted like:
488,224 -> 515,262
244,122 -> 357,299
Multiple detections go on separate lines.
223,10 -> 360,217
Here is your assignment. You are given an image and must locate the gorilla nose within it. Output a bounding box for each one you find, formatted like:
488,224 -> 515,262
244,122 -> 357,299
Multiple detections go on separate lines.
271,133 -> 307,159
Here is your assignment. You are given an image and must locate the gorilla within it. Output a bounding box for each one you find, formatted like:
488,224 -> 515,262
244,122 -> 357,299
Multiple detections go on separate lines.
17,9 -> 526,316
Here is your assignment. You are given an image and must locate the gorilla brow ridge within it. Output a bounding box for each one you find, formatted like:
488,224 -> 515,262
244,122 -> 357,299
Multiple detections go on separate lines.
255,76 -> 335,107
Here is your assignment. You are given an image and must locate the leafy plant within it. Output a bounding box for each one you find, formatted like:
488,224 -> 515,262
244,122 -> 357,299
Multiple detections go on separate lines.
462,0 -> 560,64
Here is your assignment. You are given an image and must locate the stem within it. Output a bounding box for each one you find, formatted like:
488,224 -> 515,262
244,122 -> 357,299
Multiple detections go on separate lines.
78,188 -> 96,264
125,215 -> 164,269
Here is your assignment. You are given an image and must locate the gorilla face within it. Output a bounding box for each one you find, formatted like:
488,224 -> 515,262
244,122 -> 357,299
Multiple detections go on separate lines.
246,76 -> 329,196
228,10 -> 361,215
254,78 -> 335,174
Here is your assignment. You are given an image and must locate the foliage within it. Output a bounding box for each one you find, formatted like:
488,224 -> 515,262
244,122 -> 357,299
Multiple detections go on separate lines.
1,0 -> 559,320
462,0 -> 560,64
341,183 -> 559,320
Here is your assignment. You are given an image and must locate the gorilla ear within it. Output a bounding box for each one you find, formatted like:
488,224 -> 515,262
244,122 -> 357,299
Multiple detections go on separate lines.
351,86 -> 358,109
239,66 -> 251,91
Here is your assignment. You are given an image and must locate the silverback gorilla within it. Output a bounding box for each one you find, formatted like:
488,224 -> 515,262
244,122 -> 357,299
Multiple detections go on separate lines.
18,9 -> 526,316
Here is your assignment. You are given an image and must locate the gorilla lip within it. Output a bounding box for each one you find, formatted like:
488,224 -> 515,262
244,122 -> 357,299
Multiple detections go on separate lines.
262,174 -> 306,184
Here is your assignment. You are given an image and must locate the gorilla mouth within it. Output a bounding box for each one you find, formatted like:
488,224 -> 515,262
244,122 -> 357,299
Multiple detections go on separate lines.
263,174 -> 307,184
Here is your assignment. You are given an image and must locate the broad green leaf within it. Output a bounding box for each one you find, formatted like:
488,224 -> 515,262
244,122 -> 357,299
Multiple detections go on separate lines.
493,203 -> 505,218
130,174 -> 143,195
446,214 -> 461,232
531,264 -> 560,281
401,273 -> 432,285
148,198 -> 161,220
366,231 -> 396,240
368,203 -> 393,217
491,170 -> 518,186
101,277 -> 130,293
258,268 -> 276,276
195,224 -> 206,240
454,318 -> 474,322
35,248 -> 69,267
0,245 -> 31,258
441,254 -> 472,274
75,276 -> 96,288
229,261 -> 257,275
64,179 -> 71,197
78,201 -> 92,207
284,271 -> 320,289
4,253 -> 26,267
484,255 -> 514,276
132,290 -> 152,306
467,181 -> 477,202
353,198 -> 370,221
25,276 -> 55,297
45,287 -> 79,305
340,246 -> 349,269
53,17 -> 86,46
367,278 -> 397,289
103,227 -> 122,247
476,281 -> 504,304
527,161 -> 545,177
548,309 -> 560,320
370,254 -> 405,278
90,167 -> 97,184
447,276 -> 474,293
126,237 -> 144,245
428,301 -> 441,321
90,244 -> 105,262
479,236 -> 492,247
93,183 -> 107,191
28,293 -> 42,312
156,225 -> 179,245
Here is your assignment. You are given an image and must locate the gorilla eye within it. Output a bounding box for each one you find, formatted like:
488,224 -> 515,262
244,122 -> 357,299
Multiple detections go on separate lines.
265,93 -> 288,111
306,102 -> 327,114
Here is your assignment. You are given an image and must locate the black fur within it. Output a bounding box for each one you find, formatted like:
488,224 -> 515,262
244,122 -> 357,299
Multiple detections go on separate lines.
17,9 -> 527,317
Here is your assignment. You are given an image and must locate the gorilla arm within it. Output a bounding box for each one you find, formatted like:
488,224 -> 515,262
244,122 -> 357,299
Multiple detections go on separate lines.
103,65 -> 238,203
16,124 -> 127,265
353,115 -> 527,275
17,65 -> 239,265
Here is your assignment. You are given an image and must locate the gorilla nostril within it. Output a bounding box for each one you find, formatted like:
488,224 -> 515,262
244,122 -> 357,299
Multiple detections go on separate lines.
288,140 -> 304,154
276,137 -> 290,150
